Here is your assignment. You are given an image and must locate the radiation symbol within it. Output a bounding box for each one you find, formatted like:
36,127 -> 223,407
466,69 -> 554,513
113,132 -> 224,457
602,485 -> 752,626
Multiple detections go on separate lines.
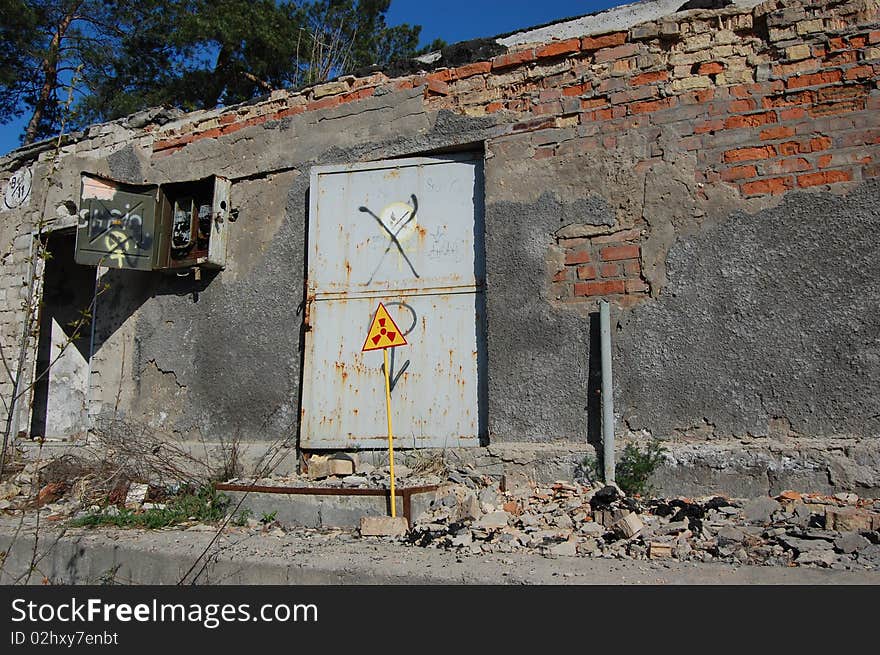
379,201 -> 417,240
102,229 -> 134,267
361,303 -> 408,352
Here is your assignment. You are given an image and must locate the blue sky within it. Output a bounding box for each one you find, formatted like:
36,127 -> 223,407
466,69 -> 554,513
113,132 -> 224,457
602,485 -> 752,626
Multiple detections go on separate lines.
0,0 -> 621,157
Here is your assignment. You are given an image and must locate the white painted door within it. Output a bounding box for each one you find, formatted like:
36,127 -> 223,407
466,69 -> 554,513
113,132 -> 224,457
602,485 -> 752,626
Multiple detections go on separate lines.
301,154 -> 486,449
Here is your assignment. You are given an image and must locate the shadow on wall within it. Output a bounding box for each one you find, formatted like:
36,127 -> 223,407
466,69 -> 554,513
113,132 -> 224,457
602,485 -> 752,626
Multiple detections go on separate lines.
587,311 -> 602,452
91,267 -> 220,354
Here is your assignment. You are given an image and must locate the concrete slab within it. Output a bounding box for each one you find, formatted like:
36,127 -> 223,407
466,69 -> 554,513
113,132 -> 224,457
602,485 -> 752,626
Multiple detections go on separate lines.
360,516 -> 409,537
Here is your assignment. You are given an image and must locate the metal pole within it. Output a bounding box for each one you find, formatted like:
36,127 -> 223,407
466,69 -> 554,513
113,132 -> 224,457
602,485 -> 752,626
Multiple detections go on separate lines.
383,348 -> 397,517
600,300 -> 615,484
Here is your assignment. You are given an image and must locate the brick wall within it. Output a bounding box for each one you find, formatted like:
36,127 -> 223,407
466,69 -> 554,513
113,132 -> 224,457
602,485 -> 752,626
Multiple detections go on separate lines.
137,0 -> 880,305
552,229 -> 648,305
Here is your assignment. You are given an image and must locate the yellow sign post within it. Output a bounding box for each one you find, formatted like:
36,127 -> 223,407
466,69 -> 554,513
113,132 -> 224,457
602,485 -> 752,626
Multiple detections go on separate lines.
362,303 -> 408,517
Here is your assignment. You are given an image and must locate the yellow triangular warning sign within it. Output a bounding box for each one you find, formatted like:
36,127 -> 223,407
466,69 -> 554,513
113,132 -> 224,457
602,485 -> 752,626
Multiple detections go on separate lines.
362,303 -> 408,352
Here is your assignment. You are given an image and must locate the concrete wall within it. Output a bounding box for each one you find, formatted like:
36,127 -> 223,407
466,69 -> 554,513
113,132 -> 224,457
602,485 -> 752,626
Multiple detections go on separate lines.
2,0 -> 879,494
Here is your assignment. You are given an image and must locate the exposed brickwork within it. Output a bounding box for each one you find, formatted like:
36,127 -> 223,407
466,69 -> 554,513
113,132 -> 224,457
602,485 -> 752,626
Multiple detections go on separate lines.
552,229 -> 648,303
144,0 -> 880,229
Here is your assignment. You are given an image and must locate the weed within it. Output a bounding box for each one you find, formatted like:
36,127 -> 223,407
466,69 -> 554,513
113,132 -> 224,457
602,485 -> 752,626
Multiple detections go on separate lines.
70,486 -> 229,529
580,438 -> 668,496
231,508 -> 252,527
259,511 -> 277,525
579,453 -> 602,483
616,439 -> 667,496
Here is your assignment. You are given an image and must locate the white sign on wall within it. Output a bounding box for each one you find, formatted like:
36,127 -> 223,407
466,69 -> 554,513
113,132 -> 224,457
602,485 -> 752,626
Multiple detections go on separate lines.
3,167 -> 33,211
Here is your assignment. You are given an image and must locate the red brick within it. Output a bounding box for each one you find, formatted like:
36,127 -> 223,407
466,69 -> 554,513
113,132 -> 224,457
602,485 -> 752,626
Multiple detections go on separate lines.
806,135 -> 832,152
630,97 -> 677,114
308,95 -> 342,111
817,85 -> 868,103
724,145 -> 776,163
741,176 -> 793,196
563,82 -> 592,96
680,88 -> 714,104
828,37 -> 846,51
823,51 -> 857,67
761,91 -> 814,108
786,70 -> 843,89
870,30 -> 880,44
778,141 -> 800,155
341,87 -> 375,103
454,61 -> 492,79
600,244 -> 640,261
623,260 -> 641,276
577,265 -> 597,280
581,32 -> 628,51
625,279 -> 650,294
574,279 -> 626,296
848,35 -> 868,48
599,262 -> 621,277
425,78 -> 449,96
486,101 -> 504,113
593,43 -> 639,64
760,125 -> 796,140
565,250 -> 591,265
536,39 -> 581,59
581,97 -> 609,109
724,111 -> 777,129
729,98 -> 758,113
426,69 -> 453,83
552,270 -> 567,283
630,70 -> 669,86
817,153 -> 833,168
219,113 -> 237,125
491,49 -> 536,70
845,65 -> 874,80
796,169 -> 853,187
698,62 -> 725,75
772,59 -> 821,78
808,99 -> 865,117
779,157 -> 812,173
780,107 -> 808,120
695,119 -> 724,134
720,165 -> 758,181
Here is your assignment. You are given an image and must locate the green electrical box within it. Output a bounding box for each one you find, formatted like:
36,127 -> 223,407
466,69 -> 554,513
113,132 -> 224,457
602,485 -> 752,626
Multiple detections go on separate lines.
75,174 -> 230,271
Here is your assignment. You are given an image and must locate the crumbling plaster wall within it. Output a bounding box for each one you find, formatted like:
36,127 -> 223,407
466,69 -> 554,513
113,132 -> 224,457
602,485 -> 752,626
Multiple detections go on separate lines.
98,90 -> 509,443
1,0 -> 879,493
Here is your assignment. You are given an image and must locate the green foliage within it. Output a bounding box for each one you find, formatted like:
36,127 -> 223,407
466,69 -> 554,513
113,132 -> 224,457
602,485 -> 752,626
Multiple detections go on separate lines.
615,439 -> 667,496
581,439 -> 668,496
580,452 -> 602,482
70,486 -> 229,529
230,507 -> 252,527
259,510 -> 277,524
2,0 -> 431,146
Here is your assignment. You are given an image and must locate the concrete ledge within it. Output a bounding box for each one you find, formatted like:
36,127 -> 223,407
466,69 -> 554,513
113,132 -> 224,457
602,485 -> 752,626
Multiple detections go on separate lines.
2,521 -> 879,585
222,488 -> 434,529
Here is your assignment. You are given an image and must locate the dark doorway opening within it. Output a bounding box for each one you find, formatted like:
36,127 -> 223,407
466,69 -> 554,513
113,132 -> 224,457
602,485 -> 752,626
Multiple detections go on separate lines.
29,230 -> 95,439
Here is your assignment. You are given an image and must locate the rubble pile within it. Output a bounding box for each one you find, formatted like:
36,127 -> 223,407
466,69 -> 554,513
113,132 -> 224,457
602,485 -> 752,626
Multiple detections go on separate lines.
233,452 -> 446,490
401,472 -> 880,571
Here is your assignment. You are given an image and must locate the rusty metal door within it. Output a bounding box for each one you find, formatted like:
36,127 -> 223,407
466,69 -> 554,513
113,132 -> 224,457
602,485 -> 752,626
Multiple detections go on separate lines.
301,154 -> 486,449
